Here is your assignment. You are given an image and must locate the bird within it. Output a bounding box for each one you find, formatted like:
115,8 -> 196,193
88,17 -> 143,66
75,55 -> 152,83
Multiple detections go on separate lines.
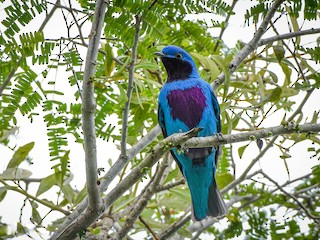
156,45 -> 228,221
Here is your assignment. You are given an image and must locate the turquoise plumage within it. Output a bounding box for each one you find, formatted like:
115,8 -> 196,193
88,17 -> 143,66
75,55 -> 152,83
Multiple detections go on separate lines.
156,46 -> 228,220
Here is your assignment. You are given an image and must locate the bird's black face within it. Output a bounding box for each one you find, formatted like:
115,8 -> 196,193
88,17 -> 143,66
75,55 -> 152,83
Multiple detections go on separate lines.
160,57 -> 193,82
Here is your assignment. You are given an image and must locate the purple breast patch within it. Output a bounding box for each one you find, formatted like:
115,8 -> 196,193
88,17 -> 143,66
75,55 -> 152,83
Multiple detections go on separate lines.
167,87 -> 207,129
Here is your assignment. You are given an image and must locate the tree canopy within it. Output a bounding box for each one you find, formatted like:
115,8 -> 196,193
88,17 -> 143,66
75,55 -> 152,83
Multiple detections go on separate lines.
0,0 -> 320,239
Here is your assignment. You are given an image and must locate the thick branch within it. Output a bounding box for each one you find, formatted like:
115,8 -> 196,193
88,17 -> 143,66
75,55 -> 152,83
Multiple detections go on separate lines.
50,128 -> 201,240
52,125 -> 162,238
212,0 -> 285,90
50,1 -> 108,240
102,128 -> 203,209
81,0 -> 107,213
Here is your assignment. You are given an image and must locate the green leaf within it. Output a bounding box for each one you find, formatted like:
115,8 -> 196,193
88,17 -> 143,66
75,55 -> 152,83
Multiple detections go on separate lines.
267,87 -> 282,102
273,45 -> 285,62
238,144 -> 249,159
191,52 -> 220,80
281,88 -> 298,98
6,142 -> 34,169
74,186 -> 88,205
36,174 -> 56,196
163,167 -> 179,184
280,152 -> 291,159
62,184 -> 74,204
16,222 -> 28,235
135,62 -> 159,71
0,186 -> 10,203
31,207 -> 42,225
115,81 -> 128,103
104,42 -> 114,76
216,172 -> 234,189
0,168 -> 32,179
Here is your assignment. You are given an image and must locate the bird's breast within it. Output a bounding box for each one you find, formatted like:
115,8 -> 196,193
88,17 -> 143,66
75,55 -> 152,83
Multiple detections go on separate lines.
166,86 -> 207,129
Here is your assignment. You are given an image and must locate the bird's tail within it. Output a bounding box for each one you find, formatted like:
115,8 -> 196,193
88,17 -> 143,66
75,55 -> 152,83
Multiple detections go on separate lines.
207,179 -> 228,218
190,178 -> 228,221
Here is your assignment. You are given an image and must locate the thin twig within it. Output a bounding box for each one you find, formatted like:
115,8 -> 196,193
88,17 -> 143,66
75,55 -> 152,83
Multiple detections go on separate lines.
68,0 -> 86,45
239,173 -> 312,210
221,137 -> 277,194
158,210 -> 191,239
116,153 -> 170,239
0,179 -> 70,215
260,171 -> 320,224
154,178 -> 186,193
120,15 -> 141,161
257,27 -> 320,47
139,216 -> 161,240
213,0 -> 238,51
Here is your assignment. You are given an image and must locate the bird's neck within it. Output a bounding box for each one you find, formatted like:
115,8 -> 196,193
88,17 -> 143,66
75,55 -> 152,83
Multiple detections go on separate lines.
161,57 -> 199,82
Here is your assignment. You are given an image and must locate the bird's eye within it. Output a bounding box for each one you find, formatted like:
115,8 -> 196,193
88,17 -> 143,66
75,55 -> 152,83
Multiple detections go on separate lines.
176,53 -> 182,59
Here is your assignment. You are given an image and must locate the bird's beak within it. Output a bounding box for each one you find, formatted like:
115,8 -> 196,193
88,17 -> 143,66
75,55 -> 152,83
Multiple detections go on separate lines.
155,51 -> 167,57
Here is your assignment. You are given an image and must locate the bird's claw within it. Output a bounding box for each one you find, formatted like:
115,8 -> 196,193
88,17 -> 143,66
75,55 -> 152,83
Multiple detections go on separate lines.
215,133 -> 224,142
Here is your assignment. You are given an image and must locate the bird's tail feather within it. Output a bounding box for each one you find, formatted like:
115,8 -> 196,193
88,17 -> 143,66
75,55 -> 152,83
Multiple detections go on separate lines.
190,178 -> 228,221
207,179 -> 228,218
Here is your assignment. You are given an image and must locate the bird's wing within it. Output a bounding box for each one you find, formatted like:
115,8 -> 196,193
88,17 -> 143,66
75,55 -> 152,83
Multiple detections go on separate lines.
158,104 -> 167,137
210,88 -> 221,133
158,103 -> 183,172
209,87 -> 222,166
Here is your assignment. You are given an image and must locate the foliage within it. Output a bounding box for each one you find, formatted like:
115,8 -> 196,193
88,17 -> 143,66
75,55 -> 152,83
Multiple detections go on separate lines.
0,0 -> 320,239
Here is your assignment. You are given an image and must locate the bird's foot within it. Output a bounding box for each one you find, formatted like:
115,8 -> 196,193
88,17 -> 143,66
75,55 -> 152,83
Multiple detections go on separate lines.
215,133 -> 224,142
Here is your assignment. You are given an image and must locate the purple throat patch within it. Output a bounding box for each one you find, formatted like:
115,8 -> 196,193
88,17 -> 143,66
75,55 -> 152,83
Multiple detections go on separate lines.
167,87 -> 207,128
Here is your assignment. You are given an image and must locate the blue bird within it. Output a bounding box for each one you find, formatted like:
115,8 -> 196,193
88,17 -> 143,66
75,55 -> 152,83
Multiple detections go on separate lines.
156,46 -> 228,221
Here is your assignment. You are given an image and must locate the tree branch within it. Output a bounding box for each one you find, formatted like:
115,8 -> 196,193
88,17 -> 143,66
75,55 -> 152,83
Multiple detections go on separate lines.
0,179 -> 70,215
50,128 -> 201,240
52,125 -> 162,239
212,0 -> 285,90
183,122 -> 320,148
102,128 -> 203,211
257,27 -> 320,47
139,216 -> 160,240
186,195 -> 254,236
116,156 -> 169,239
260,171 -> 320,224
158,210 -> 191,239
239,173 -> 312,210
213,0 -> 238,51
50,1 -> 108,240
120,15 -> 141,159
81,0 -> 107,213
154,178 -> 186,193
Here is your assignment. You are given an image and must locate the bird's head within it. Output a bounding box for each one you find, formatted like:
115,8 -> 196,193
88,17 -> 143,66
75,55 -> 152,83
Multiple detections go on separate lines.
155,45 -> 199,82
